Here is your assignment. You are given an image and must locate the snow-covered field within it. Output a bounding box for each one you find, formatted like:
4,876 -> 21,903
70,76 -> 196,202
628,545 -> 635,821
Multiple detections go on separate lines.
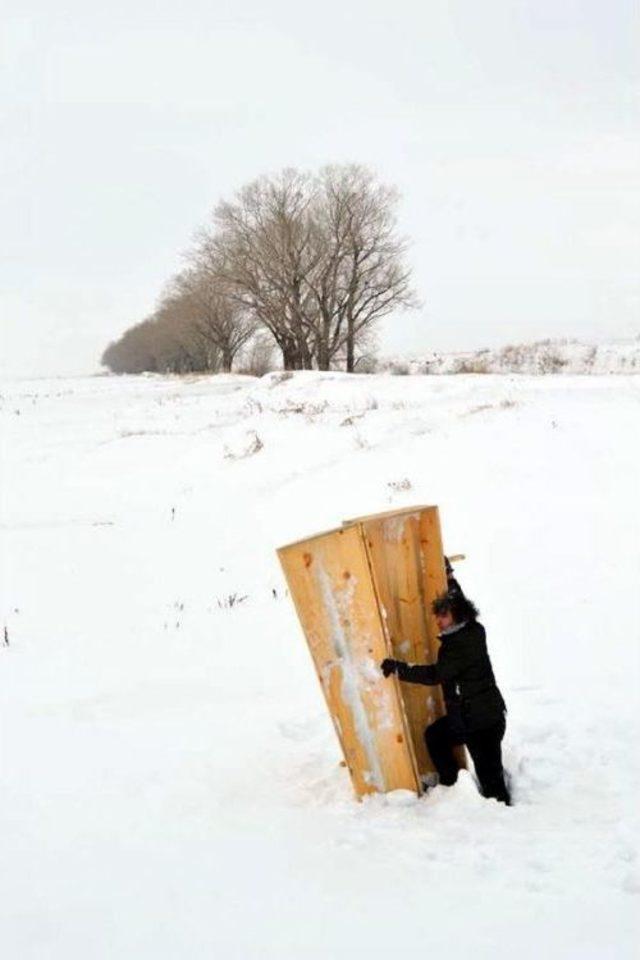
2,371 -> 639,959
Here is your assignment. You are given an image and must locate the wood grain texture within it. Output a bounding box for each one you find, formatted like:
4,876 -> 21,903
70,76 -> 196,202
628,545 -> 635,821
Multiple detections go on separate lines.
349,506 -> 466,776
342,505 -> 434,526
417,508 -> 467,771
357,509 -> 445,776
278,525 -> 420,799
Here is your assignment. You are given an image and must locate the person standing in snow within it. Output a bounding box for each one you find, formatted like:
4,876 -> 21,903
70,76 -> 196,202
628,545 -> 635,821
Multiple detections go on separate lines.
381,565 -> 510,804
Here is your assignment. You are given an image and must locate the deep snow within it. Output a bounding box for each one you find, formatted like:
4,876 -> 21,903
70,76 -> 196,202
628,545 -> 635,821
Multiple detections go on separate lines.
1,371 -> 639,959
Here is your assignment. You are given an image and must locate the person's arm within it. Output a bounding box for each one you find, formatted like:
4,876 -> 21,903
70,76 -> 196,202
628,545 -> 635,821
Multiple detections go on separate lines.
444,556 -> 464,599
381,631 -> 476,686
380,658 -> 439,685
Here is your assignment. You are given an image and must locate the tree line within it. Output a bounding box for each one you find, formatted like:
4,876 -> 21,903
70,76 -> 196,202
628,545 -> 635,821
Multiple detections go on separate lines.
101,164 -> 418,375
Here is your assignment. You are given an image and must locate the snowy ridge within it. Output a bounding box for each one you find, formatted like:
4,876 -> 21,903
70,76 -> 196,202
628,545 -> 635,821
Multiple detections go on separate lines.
383,337 -> 640,375
1,372 -> 639,958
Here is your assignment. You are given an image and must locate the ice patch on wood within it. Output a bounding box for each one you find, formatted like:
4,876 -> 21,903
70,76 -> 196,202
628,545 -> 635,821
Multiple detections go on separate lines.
381,512 -> 419,543
360,656 -> 395,732
317,563 -> 385,792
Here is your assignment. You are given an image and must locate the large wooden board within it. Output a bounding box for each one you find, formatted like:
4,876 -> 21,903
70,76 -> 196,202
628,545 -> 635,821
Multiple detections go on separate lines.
278,524 -> 420,799
342,505 -> 434,526
416,507 -> 467,771
355,508 -> 446,776
345,505 -> 466,777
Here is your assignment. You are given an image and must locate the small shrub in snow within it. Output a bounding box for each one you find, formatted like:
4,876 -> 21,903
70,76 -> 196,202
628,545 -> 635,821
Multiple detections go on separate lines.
455,357 -> 491,374
216,593 -> 248,609
535,345 -> 568,374
387,478 -> 413,493
501,343 -> 525,368
340,412 -> 365,427
353,355 -> 379,374
277,400 -> 329,419
388,360 -> 410,376
224,431 -> 263,460
465,403 -> 494,416
243,398 -> 264,416
237,335 -> 277,377
269,371 -> 294,387
584,346 -> 597,369
465,398 -> 517,416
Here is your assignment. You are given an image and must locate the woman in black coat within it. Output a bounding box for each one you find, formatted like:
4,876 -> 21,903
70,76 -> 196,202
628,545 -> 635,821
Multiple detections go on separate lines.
381,581 -> 510,804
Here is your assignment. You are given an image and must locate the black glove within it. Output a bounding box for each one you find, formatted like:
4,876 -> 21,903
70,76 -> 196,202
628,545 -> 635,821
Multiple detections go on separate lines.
381,658 -> 400,677
444,555 -> 453,577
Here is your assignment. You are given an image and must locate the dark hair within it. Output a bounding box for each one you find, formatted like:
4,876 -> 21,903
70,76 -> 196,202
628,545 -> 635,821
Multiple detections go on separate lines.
432,591 -> 479,624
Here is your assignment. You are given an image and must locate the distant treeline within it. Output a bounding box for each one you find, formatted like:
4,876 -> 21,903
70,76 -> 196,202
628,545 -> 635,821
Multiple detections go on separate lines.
101,164 -> 417,375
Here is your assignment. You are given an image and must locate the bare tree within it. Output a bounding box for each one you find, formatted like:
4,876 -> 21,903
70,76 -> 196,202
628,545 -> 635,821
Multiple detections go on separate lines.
168,264 -> 255,372
101,319 -> 160,374
152,295 -> 220,372
102,304 -> 220,375
103,164 -> 417,376
201,165 -> 417,372
237,332 -> 277,376
197,169 -> 321,370
312,165 -> 418,372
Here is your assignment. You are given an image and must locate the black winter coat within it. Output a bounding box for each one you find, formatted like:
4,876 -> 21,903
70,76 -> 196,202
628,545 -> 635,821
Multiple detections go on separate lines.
396,620 -> 506,735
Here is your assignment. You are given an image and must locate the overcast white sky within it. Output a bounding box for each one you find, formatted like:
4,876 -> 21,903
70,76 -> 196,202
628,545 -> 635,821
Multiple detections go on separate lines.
2,0 -> 638,377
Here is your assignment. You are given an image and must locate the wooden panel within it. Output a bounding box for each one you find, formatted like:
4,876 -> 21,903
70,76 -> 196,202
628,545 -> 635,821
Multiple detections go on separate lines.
358,509 -> 445,776
418,507 -> 467,771
416,507 -> 448,659
278,525 -> 420,800
342,505 -> 434,526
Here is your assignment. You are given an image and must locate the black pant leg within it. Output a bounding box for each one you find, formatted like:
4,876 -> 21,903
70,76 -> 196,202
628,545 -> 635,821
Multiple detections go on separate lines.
425,716 -> 459,786
466,717 -> 510,803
